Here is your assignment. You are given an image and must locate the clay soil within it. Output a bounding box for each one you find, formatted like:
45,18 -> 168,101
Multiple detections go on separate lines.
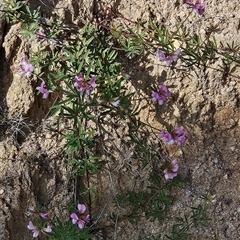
0,0 -> 240,239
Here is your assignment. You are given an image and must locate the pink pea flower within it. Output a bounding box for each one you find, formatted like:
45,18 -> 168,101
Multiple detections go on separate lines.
158,126 -> 187,146
174,126 -> 187,146
74,73 -> 97,96
77,204 -> 86,214
27,221 -> 40,238
43,225 -> 52,233
158,130 -> 175,145
70,213 -> 86,229
152,84 -> 171,105
111,99 -> 120,107
164,159 -> 179,180
156,49 -> 181,65
186,0 -> 206,15
83,214 -> 90,222
36,80 -> 49,99
70,204 -> 90,229
40,212 -> 48,219
18,55 -> 34,78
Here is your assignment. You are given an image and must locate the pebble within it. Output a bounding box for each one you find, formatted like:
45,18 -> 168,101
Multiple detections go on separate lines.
223,174 -> 228,180
5,197 -> 11,203
230,146 -> 235,151
229,81 -> 236,86
226,86 -> 233,92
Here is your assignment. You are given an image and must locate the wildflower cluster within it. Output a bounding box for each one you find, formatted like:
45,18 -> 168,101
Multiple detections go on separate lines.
159,126 -> 187,147
27,221 -> 52,238
158,125 -> 187,180
151,84 -> 171,106
152,51 -> 187,180
25,206 -> 52,238
26,203 -> 90,238
74,73 -> 97,96
70,204 -> 90,229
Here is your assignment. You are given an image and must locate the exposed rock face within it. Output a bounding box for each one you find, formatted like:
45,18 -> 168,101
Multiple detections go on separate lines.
6,74 -> 35,116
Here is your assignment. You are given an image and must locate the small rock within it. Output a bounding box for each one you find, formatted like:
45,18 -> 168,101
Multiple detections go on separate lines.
229,81 -> 236,86
230,146 -> 235,151
0,189 -> 4,195
5,197 -> 11,204
223,174 -> 228,180
226,86 -> 233,92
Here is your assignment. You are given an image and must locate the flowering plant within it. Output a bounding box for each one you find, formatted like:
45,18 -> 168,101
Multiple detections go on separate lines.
27,221 -> 52,238
156,49 -> 181,66
152,84 -> 171,105
18,55 -> 34,78
74,73 -> 97,96
70,204 -> 90,229
159,126 -> 187,147
164,159 -> 179,180
4,1 -> 218,238
36,80 -> 49,99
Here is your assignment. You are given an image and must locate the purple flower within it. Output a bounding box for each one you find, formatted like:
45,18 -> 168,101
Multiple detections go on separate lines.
77,204 -> 86,214
70,213 -> 86,229
27,221 -> 40,238
18,55 -> 34,78
158,130 -> 175,145
186,0 -> 206,15
158,126 -> 187,146
74,73 -> 97,96
156,49 -> 181,65
83,214 -> 90,222
43,225 -> 52,233
152,84 -> 171,105
36,81 -> 49,99
164,159 -> 179,180
111,99 -> 120,107
174,126 -> 187,146
70,204 -> 89,229
193,0 -> 206,15
40,212 -> 48,219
